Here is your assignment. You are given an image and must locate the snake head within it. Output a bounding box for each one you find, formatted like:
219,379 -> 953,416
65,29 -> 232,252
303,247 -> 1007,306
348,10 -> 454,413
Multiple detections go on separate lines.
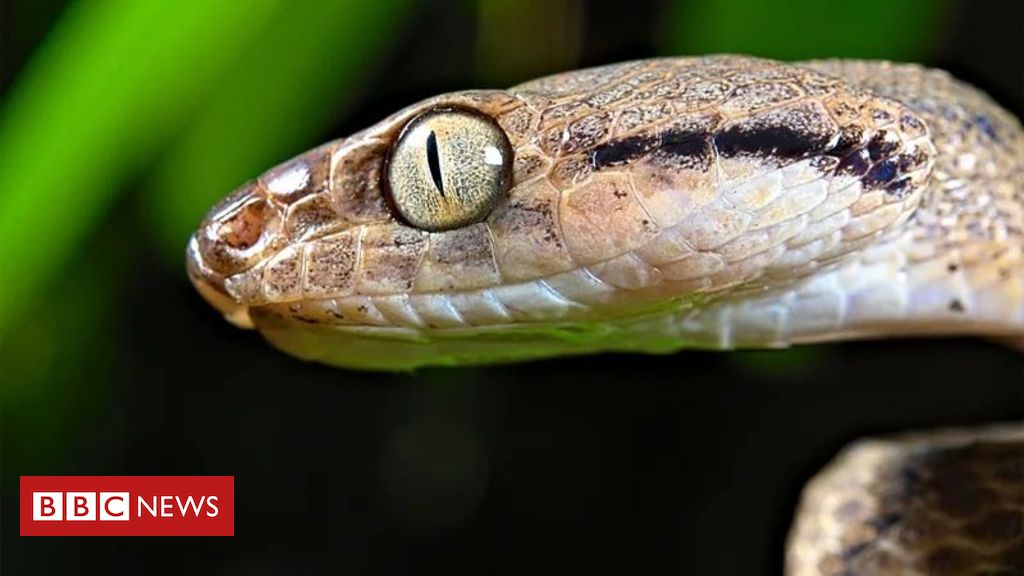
187,90 -> 528,333
188,56 -> 947,369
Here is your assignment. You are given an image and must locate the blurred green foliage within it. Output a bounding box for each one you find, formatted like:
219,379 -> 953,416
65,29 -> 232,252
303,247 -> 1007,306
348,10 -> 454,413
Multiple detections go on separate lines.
0,1 -> 281,343
664,0 -> 948,60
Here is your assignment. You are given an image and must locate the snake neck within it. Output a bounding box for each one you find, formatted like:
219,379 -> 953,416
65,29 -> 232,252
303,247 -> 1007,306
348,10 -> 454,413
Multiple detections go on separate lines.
673,62 -> 1024,348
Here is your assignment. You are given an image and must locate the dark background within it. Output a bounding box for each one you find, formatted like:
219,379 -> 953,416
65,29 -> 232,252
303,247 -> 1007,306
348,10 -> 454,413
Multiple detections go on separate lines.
2,1 -> 1022,574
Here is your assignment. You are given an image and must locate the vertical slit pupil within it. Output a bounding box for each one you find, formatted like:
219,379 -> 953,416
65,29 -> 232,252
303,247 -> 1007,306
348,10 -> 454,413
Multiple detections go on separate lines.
426,131 -> 445,196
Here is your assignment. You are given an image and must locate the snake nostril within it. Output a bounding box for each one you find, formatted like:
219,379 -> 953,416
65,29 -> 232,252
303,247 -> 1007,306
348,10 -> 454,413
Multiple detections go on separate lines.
194,182 -> 275,275
216,199 -> 268,250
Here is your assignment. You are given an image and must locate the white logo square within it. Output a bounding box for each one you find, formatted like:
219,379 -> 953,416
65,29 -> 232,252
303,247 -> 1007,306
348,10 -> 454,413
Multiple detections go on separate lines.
65,491 -> 96,521
33,492 -> 64,521
99,492 -> 130,521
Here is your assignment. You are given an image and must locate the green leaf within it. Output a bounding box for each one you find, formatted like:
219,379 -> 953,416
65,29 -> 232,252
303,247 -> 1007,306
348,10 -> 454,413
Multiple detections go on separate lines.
0,0 -> 284,342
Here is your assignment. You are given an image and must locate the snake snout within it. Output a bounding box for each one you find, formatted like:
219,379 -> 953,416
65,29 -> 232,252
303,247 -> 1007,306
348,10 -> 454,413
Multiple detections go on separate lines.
193,182 -> 277,276
186,181 -> 282,329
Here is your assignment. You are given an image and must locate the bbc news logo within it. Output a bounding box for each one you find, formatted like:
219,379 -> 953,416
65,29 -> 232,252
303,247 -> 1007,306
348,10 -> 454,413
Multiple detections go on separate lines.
32,491 -> 219,521
20,476 -> 233,536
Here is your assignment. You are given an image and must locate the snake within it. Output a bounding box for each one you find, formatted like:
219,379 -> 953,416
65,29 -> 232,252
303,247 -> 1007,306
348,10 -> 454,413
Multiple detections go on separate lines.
186,56 -> 1023,573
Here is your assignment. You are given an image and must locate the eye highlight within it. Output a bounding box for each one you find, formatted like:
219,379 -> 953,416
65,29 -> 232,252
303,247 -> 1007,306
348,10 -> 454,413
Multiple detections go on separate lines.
386,108 -> 512,231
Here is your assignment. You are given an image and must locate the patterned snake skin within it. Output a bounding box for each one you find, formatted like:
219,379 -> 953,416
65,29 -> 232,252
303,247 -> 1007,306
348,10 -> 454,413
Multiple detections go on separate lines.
788,426 -> 1023,575
187,56 -> 1024,572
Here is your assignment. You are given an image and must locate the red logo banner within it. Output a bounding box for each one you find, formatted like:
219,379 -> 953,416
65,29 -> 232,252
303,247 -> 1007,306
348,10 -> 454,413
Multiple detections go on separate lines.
20,476 -> 234,536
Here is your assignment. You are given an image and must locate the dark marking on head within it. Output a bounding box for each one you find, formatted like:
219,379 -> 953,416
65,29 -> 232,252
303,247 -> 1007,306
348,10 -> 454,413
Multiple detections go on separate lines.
590,129 -> 711,171
900,113 -> 927,137
866,131 -> 900,161
949,299 -> 965,312
835,150 -> 870,176
591,134 -> 659,168
885,176 -> 912,198
713,124 -> 832,160
870,108 -> 893,125
652,129 -> 713,169
658,130 -> 711,159
896,149 -> 929,172
863,160 -> 898,189
829,125 -> 864,158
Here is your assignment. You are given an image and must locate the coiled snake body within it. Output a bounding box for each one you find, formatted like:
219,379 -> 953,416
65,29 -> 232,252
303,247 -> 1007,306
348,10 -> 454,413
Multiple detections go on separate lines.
188,56 -> 1023,574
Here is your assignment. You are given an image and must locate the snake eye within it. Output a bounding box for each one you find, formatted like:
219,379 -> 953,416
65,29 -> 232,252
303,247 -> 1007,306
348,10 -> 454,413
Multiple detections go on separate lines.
386,108 -> 512,231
